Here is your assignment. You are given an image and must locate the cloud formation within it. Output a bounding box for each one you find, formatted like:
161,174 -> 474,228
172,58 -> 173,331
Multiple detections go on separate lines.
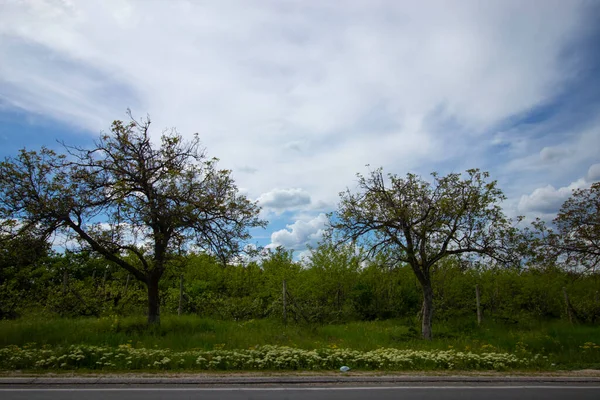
518,163 -> 600,215
257,188 -> 311,212
518,180 -> 586,214
540,146 -> 569,163
1,2 -> 592,195
587,163 -> 600,182
0,0 -> 599,252
267,213 -> 328,251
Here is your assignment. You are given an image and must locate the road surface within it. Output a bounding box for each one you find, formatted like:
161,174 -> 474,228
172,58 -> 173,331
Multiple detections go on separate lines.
1,384 -> 599,400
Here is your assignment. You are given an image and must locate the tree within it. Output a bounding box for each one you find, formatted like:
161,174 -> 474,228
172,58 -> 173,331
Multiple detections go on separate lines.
0,225 -> 50,271
303,239 -> 362,320
531,182 -> 600,273
555,182 -> 600,272
0,226 -> 51,318
332,168 -> 515,339
0,112 -> 266,324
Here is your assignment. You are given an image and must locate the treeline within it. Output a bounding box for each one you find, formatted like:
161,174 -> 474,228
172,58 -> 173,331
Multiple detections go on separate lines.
2,240 -> 599,324
2,114 -> 599,337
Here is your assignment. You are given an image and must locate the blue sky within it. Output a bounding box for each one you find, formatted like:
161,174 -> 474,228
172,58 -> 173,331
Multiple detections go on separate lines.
1,0 -> 599,257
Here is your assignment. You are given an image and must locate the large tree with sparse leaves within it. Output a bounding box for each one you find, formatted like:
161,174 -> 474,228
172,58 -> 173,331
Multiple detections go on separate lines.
0,112 -> 266,324
530,182 -> 600,273
332,168 -> 517,339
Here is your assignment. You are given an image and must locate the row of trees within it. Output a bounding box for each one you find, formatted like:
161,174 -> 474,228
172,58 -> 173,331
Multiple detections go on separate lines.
332,170 -> 599,338
2,242 -> 598,326
1,112 -> 598,339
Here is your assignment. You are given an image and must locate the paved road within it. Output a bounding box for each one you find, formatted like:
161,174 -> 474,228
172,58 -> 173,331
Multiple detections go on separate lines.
1,384 -> 599,400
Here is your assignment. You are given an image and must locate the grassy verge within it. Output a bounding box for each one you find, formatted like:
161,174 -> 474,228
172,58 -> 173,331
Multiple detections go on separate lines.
0,315 -> 598,371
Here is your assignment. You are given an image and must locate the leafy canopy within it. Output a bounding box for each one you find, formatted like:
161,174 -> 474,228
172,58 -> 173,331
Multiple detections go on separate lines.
0,112 -> 266,283
530,182 -> 600,273
332,168 -> 516,282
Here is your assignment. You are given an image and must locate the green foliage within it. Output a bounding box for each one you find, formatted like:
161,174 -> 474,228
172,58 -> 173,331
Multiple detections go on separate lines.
0,343 -> 544,371
1,244 -> 598,326
0,229 -> 51,318
332,168 -> 517,339
0,112 -> 265,324
1,316 -> 599,371
527,182 -> 600,272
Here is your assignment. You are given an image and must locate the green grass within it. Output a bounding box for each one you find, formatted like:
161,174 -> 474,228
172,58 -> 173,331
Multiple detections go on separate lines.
0,315 -> 599,370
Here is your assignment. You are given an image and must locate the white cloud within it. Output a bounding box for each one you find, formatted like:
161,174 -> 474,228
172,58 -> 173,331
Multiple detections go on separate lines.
540,146 -> 569,163
518,163 -> 600,215
0,1 -> 589,194
267,213 -> 328,251
501,121 -> 600,178
518,180 -> 585,214
587,163 -> 600,182
0,0 -> 597,251
257,188 -> 311,213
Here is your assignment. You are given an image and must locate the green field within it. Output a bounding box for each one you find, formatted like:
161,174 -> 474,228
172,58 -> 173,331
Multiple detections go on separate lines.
1,315 -> 598,372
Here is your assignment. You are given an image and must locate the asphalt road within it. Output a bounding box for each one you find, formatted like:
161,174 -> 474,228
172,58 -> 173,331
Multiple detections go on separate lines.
1,384 -> 599,400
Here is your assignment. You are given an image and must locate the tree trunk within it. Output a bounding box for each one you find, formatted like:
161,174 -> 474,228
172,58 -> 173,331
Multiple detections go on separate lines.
178,274 -> 184,316
147,275 -> 161,325
282,279 -> 287,325
421,283 -> 434,340
563,287 -> 573,324
475,284 -> 482,325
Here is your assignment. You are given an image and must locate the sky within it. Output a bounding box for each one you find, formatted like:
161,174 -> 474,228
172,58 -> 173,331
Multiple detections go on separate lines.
1,0 -> 599,257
